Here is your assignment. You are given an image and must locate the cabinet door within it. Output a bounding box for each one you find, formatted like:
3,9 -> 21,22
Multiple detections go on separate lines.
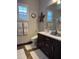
52,39 -> 61,59
53,46 -> 61,59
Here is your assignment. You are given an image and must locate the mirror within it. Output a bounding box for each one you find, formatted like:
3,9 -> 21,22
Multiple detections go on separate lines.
46,2 -> 61,36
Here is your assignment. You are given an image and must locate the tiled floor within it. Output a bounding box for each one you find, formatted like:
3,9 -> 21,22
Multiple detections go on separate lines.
17,36 -> 48,59
17,43 -> 48,59
17,49 -> 27,59
17,44 -> 33,59
30,49 -> 48,59
25,43 -> 36,51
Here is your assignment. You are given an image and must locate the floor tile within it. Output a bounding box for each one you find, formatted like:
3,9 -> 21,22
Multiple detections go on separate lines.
17,49 -> 27,59
30,49 -> 48,59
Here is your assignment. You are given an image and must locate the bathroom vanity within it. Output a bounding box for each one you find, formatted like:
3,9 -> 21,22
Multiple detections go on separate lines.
37,32 -> 61,59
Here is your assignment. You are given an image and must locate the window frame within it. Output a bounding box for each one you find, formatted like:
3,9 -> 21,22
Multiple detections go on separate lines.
47,10 -> 53,23
17,3 -> 29,22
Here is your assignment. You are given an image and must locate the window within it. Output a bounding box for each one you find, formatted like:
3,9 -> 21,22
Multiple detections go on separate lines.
47,10 -> 53,22
18,4 -> 28,21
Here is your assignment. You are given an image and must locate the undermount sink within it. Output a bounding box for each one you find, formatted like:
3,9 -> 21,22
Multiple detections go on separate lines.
51,33 -> 61,37
50,31 -> 61,37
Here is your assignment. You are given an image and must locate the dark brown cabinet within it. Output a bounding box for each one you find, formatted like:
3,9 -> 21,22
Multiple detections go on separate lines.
37,33 -> 61,59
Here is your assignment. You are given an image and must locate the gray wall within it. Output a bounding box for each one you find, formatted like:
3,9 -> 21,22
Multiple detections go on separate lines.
17,0 -> 40,44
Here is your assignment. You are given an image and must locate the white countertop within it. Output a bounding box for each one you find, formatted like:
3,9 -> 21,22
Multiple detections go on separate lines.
38,32 -> 61,41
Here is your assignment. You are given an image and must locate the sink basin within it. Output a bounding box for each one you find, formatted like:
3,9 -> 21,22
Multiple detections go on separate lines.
50,32 -> 61,37
48,30 -> 61,37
